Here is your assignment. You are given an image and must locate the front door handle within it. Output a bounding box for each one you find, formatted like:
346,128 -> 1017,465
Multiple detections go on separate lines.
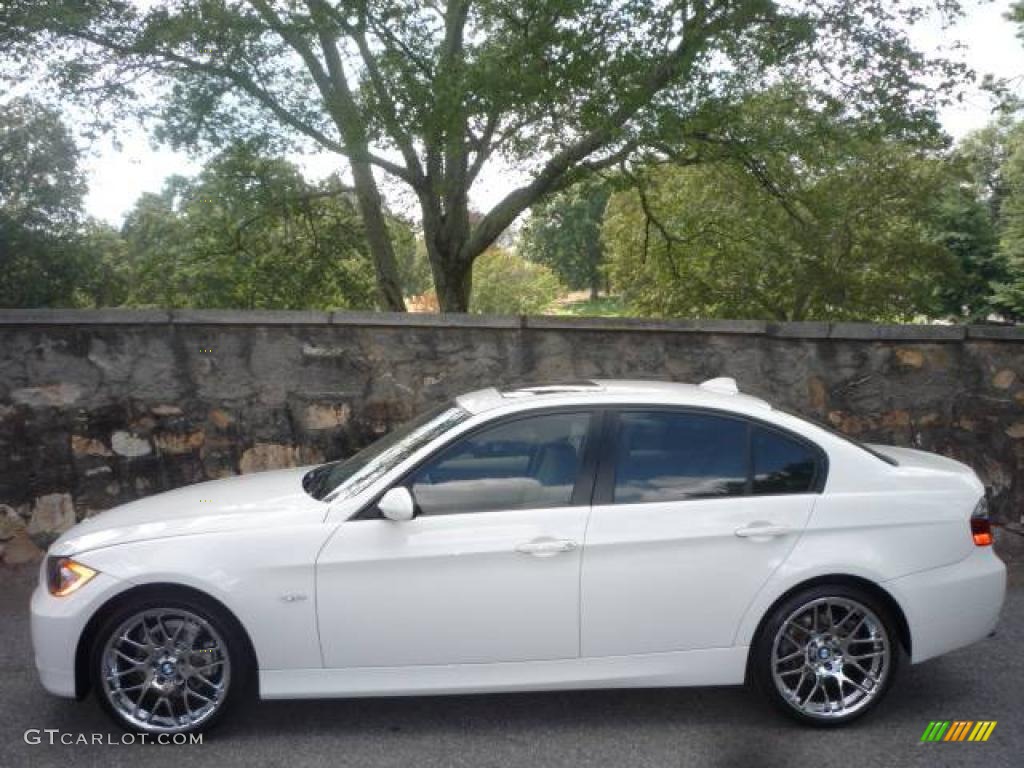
514,538 -> 578,557
734,523 -> 793,538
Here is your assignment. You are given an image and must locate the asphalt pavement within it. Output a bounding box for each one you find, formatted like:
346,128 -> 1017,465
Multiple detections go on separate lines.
1,565 -> 1020,768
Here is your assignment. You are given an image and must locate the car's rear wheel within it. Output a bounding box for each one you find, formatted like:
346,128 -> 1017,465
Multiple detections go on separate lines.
90,592 -> 246,734
751,585 -> 900,726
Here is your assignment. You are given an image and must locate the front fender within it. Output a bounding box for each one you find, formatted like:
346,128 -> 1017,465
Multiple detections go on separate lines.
73,521 -> 333,671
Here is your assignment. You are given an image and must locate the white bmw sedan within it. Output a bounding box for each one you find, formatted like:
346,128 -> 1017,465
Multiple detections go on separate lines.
32,379 -> 1005,734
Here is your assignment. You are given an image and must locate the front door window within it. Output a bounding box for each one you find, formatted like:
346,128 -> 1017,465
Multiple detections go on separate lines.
409,411 -> 593,515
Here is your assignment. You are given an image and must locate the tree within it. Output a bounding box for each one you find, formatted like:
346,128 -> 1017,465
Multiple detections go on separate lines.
1,0 -> 966,311
469,247 -> 561,315
121,143 -> 402,310
931,182 -> 1006,320
74,220 -> 134,308
992,126 -> 1024,319
0,98 -> 90,307
398,238 -> 436,298
955,120 -> 1016,222
603,121 -> 957,321
1011,1 -> 1024,42
928,125 -> 1016,321
520,180 -> 610,300
941,118 -> 1024,322
977,2 -> 1024,319
0,219 -> 89,307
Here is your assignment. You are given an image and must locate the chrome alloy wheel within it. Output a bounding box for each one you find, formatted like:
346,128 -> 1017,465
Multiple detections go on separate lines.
100,608 -> 231,732
770,597 -> 891,719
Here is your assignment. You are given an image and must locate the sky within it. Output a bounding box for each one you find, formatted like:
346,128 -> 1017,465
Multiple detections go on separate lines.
79,0 -> 1024,226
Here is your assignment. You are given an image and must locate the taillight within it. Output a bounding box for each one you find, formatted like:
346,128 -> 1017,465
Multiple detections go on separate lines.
971,497 -> 993,547
971,517 -> 993,547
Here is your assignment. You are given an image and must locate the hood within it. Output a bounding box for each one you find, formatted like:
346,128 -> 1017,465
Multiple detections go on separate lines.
52,466 -> 327,557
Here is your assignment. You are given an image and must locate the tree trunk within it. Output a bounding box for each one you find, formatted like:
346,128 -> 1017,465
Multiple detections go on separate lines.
349,160 -> 406,311
588,241 -> 601,301
433,258 -> 473,312
419,188 -> 474,312
424,231 -> 473,312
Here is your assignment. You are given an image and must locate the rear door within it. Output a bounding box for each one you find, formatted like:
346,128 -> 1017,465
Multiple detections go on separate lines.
580,409 -> 823,657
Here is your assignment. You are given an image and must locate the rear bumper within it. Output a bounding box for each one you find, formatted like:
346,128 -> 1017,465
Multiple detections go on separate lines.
885,547 -> 1006,664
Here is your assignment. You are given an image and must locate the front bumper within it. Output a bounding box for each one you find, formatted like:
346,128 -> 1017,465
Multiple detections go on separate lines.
30,569 -> 128,698
885,547 -> 1006,664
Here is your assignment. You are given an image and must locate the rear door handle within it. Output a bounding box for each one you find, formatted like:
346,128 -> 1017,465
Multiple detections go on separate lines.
514,538 -> 578,557
734,523 -> 793,538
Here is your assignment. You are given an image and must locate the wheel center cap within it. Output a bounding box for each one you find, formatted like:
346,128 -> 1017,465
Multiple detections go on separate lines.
817,647 -> 831,660
159,660 -> 176,676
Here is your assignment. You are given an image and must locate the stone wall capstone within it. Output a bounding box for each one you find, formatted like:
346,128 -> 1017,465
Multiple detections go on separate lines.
1,309 -> 1022,565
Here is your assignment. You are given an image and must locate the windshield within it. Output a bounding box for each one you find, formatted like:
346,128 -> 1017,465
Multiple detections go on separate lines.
302,402 -> 471,501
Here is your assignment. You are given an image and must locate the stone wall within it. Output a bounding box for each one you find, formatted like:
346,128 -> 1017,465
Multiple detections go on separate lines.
1,309 -> 1023,565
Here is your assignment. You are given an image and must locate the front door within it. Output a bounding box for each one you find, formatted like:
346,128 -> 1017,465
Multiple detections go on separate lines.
317,410 -> 597,668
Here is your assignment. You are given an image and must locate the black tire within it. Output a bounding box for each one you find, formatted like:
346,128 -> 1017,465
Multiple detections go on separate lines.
749,583 -> 902,727
89,588 -> 251,735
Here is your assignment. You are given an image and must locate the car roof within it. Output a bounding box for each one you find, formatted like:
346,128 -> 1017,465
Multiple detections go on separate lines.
455,378 -> 773,416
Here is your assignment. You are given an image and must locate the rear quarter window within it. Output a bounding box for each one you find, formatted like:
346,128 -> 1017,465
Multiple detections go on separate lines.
752,426 -> 819,495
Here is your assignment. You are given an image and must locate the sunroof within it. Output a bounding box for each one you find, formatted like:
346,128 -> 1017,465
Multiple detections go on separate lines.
501,380 -> 603,397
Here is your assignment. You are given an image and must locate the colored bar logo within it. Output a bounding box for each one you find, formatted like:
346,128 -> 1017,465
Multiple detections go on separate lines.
920,721 -> 997,742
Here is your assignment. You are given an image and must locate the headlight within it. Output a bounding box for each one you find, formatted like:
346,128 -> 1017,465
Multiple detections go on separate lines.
46,556 -> 98,597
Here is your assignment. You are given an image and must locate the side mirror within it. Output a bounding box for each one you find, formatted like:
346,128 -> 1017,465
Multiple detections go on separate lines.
377,486 -> 416,522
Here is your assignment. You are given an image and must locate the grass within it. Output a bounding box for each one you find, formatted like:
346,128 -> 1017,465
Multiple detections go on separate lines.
550,294 -> 632,317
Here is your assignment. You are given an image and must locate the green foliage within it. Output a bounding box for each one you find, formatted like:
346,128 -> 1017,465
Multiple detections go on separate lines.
1011,2 -> 1024,42
0,218 -> 86,307
120,143 -> 397,310
930,177 -> 1007,321
0,98 -> 89,307
520,180 -> 610,299
0,97 -> 84,228
992,126 -> 1024,319
469,248 -> 561,315
955,120 -> 1016,220
0,0 -> 970,310
74,220 -> 133,308
553,295 -> 631,317
603,109 -> 957,321
399,238 -> 435,298
936,117 -> 1024,321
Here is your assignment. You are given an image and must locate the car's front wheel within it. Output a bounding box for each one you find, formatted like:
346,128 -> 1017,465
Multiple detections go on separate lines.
751,585 -> 901,726
90,591 -> 246,734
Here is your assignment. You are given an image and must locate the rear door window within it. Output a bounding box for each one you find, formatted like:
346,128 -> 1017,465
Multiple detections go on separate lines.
613,411 -> 748,503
